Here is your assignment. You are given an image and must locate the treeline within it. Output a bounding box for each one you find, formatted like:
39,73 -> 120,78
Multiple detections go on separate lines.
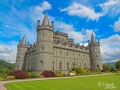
0,60 -> 15,69
0,60 -> 15,77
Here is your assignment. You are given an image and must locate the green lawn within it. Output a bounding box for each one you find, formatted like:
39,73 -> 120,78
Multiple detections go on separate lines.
5,74 -> 120,90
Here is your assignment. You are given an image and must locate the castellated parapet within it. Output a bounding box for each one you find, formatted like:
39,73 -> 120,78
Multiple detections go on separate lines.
15,13 -> 103,73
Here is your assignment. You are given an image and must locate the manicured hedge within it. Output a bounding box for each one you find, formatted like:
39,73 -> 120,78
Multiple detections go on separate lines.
7,70 -> 29,79
41,70 -> 56,77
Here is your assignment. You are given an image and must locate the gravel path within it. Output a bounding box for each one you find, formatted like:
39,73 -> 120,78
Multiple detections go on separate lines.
0,73 -> 112,90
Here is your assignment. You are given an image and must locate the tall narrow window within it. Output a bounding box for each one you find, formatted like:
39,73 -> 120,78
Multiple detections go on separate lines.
59,61 -> 62,70
60,50 -> 62,55
84,63 -> 86,68
53,61 -> 54,70
67,62 -> 69,70
40,60 -> 43,68
41,45 -> 44,50
73,61 -> 76,67
66,51 -> 69,56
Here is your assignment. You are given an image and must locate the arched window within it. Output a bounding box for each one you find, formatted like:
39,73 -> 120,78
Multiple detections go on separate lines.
66,51 -> 69,56
84,63 -> 86,68
67,62 -> 69,70
59,61 -> 62,70
40,60 -> 43,68
41,45 -> 44,50
60,50 -> 62,55
73,60 -> 76,67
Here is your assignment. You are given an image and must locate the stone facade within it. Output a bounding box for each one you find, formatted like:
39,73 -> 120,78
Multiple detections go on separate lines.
15,13 -> 103,73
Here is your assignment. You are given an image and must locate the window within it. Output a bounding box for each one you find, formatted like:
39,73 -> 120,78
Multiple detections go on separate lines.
60,50 -> 62,55
41,45 -> 44,50
67,62 -> 69,70
78,53 -> 80,57
73,61 -> 76,67
83,54 -> 85,58
53,61 -> 54,70
96,55 -> 98,59
66,51 -> 69,56
84,63 -> 86,68
73,53 -> 75,57
40,60 -> 43,68
59,61 -> 62,70
97,64 -> 99,68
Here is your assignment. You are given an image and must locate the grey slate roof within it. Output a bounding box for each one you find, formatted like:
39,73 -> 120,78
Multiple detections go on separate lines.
91,33 -> 96,43
21,35 -> 26,45
42,13 -> 50,26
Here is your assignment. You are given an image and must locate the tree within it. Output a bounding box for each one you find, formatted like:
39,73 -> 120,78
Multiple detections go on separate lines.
115,60 -> 120,70
102,64 -> 111,71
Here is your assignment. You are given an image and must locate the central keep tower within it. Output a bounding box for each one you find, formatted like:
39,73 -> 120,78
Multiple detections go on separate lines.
35,13 -> 54,73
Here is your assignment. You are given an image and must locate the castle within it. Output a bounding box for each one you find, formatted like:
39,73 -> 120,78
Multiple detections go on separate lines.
15,13 -> 103,73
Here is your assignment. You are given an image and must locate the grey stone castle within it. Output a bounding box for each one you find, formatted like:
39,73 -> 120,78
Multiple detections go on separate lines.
15,13 -> 103,73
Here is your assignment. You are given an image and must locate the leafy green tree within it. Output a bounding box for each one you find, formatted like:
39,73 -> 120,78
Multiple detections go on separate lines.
115,60 -> 120,70
102,64 -> 111,71
110,66 -> 118,73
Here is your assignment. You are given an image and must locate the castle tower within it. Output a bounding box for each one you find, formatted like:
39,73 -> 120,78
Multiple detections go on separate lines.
35,13 -> 54,73
15,35 -> 27,70
89,33 -> 103,70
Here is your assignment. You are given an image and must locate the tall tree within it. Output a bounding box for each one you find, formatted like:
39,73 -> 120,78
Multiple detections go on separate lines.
115,60 -> 120,70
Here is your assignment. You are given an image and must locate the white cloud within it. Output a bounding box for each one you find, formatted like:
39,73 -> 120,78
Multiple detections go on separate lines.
55,21 -> 95,43
112,18 -> 120,32
32,1 -> 51,14
61,2 -> 103,21
100,34 -> 120,63
99,0 -> 120,16
0,1 -> 52,63
0,44 -> 17,63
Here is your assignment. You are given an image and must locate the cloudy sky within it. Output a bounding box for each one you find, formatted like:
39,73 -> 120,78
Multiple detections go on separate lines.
0,0 -> 120,63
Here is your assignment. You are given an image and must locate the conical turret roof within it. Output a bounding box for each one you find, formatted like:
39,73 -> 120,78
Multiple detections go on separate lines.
42,13 -> 50,26
21,35 -> 26,45
91,33 -> 96,43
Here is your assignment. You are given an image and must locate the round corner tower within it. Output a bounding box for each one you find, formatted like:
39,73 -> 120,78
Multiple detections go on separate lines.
89,33 -> 103,70
15,36 -> 27,70
35,13 -> 54,73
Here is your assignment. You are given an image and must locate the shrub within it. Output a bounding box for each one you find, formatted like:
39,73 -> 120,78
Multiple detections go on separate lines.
55,71 -> 63,77
71,71 -> 77,75
41,70 -> 56,77
36,74 -> 40,78
89,68 -> 94,72
28,72 -> 37,78
7,70 -> 29,79
86,69 -> 92,75
5,76 -> 15,80
63,74 -> 67,77
95,68 -> 101,74
40,75 -> 44,78
101,68 -> 106,72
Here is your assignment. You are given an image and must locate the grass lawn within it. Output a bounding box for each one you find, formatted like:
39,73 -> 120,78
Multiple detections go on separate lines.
5,74 -> 120,90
